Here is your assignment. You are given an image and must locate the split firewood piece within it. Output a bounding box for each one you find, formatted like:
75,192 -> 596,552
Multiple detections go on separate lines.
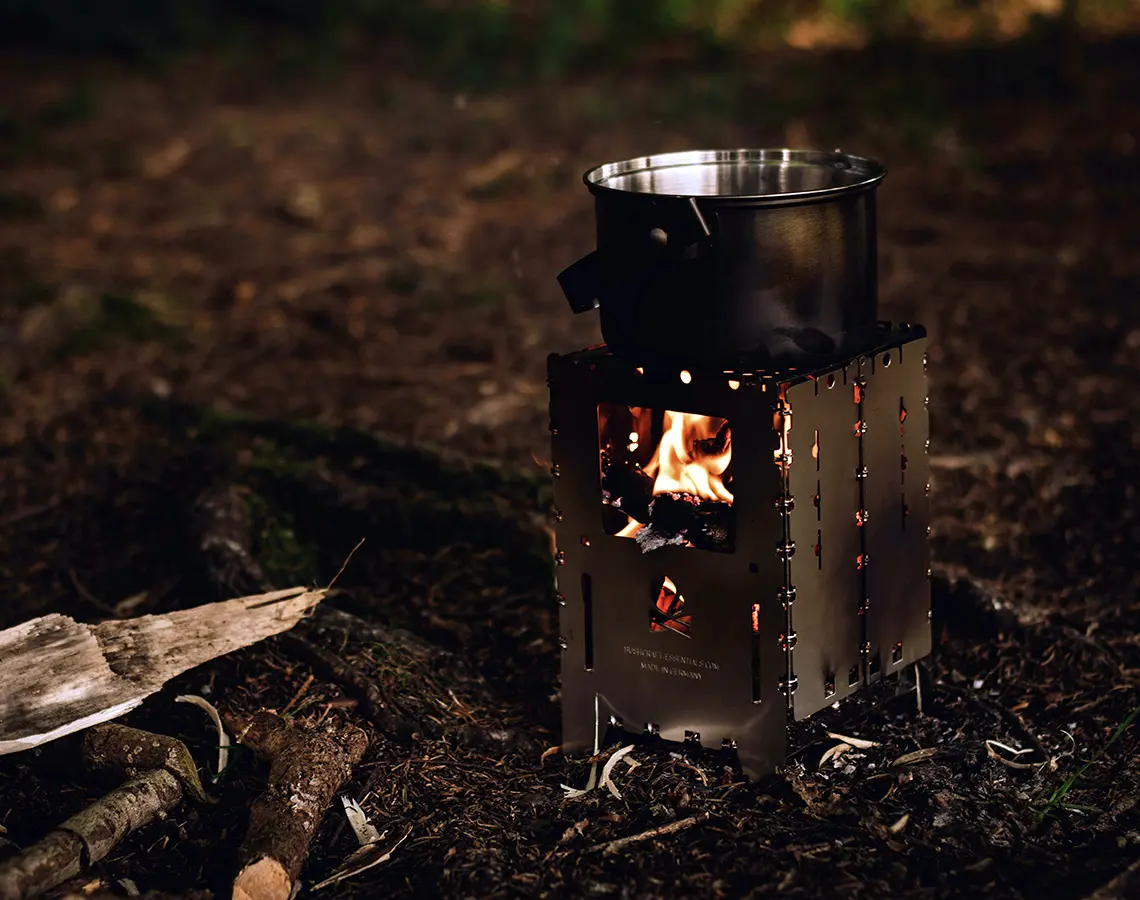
227,712 -> 369,900
0,586 -> 324,756
0,727 -> 204,900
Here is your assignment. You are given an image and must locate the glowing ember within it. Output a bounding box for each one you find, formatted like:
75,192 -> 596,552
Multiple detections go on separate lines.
650,575 -> 691,637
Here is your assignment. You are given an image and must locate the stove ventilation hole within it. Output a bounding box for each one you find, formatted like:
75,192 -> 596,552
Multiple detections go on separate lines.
751,602 -> 762,703
824,674 -> 836,698
582,574 -> 594,671
900,395 -> 908,531
892,642 -> 904,665
650,575 -> 691,638
848,666 -> 860,687
814,530 -> 822,570
869,650 -> 882,678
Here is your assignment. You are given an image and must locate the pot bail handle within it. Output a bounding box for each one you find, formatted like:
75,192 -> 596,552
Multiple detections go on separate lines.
557,197 -> 713,314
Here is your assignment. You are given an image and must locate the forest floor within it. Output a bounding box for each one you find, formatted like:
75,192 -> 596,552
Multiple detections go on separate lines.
1,34 -> 1139,899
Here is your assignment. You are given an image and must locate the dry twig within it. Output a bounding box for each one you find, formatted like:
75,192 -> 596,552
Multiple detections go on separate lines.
591,813 -> 711,856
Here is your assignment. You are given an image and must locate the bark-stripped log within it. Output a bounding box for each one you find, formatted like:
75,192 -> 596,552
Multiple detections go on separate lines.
0,587 -> 324,755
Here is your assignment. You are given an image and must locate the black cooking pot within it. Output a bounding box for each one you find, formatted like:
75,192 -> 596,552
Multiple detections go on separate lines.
557,149 -> 886,368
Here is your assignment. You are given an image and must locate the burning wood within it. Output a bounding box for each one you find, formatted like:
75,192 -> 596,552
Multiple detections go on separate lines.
599,404 -> 735,553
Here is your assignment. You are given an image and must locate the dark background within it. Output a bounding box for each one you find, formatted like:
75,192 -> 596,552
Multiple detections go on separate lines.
1,2 -> 1139,898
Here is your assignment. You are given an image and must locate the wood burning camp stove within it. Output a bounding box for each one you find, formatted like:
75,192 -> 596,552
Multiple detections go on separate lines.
548,150 -> 932,778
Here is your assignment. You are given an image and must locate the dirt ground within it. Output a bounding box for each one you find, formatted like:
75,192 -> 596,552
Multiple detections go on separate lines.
1,34 -> 1139,899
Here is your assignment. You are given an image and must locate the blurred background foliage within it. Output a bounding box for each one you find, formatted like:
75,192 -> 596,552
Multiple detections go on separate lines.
0,0 -> 1136,81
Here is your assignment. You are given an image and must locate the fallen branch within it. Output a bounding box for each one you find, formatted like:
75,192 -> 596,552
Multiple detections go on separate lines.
227,712 -> 369,900
0,587 -> 324,756
591,812 -> 711,856
276,632 -> 403,738
0,726 -> 203,900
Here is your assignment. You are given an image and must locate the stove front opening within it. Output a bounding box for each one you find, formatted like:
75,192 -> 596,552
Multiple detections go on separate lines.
597,403 -> 736,553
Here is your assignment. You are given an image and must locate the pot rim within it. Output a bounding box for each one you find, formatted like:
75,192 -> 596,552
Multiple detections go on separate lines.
583,148 -> 886,203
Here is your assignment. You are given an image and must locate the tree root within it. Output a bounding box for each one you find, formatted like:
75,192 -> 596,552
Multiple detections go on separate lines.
226,712 -> 369,900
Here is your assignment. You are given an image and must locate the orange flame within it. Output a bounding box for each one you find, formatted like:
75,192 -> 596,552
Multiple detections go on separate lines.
651,575 -> 691,636
643,411 -> 734,504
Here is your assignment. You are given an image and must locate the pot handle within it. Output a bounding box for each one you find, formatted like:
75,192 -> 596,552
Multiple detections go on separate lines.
557,198 -> 713,314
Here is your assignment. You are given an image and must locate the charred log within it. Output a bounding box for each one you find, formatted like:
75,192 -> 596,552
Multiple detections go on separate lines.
634,492 -> 734,554
600,453 -> 655,524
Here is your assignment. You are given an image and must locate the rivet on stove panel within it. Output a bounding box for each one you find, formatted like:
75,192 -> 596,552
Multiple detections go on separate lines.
552,505 -> 563,522
778,585 -> 796,607
550,464 -> 561,478
859,598 -> 869,615
557,592 -> 566,607
856,553 -> 869,571
925,525 -> 932,537
580,535 -> 591,547
901,453 -> 908,471
684,730 -> 701,744
925,483 -> 931,496
549,423 -> 559,434
927,568 -> 933,579
900,321 -> 911,331
558,636 -> 568,650
854,419 -> 866,437
645,723 -> 660,737
924,396 -> 930,408
776,540 -> 796,559
609,714 -> 624,727
856,466 -> 868,479
774,494 -> 795,513
721,738 -> 737,750
779,631 -> 798,651
680,370 -> 692,384
779,674 -> 798,695
924,439 -> 930,453
555,550 -> 566,566
855,509 -> 868,526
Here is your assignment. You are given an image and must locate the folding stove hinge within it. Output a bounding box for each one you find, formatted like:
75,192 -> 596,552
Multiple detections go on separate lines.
774,388 -> 797,711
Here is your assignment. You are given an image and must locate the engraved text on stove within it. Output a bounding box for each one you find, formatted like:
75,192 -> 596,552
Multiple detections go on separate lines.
623,646 -> 722,680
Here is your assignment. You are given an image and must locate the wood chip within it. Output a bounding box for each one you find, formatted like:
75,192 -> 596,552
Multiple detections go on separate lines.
825,732 -> 880,750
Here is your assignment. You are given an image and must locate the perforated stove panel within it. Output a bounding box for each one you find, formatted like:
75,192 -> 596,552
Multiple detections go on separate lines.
785,365 -> 865,719
860,341 -> 932,680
